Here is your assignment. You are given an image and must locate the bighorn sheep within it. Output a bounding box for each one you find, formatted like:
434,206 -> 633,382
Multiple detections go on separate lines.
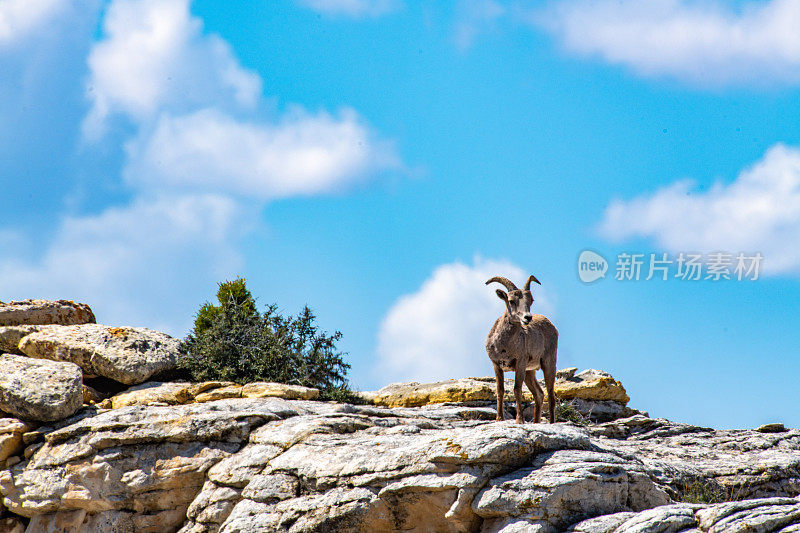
485,275 -> 558,423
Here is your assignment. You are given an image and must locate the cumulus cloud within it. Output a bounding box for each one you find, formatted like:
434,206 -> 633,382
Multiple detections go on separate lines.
375,257 -> 554,383
296,0 -> 401,18
123,107 -> 399,199
85,0 -> 399,197
0,0 -> 66,47
0,194 -> 249,334
0,0 -> 401,335
83,0 -> 261,138
599,143 -> 800,275
537,0 -> 800,86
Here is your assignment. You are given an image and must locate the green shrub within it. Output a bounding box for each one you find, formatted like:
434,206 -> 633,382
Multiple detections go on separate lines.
179,278 -> 354,397
554,400 -> 589,425
677,479 -> 750,504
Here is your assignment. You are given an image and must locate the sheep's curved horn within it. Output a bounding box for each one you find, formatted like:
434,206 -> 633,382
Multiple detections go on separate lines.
485,277 -> 518,291
524,275 -> 541,290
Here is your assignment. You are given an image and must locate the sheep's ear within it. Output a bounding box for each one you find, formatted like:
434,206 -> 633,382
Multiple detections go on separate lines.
495,289 -> 508,301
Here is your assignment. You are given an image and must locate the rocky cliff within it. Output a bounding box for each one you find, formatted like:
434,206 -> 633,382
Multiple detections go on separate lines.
1,300 -> 799,533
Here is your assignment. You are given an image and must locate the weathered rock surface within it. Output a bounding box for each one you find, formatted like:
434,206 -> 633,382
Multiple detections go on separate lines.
18,324 -> 179,385
0,300 -> 95,327
590,415 -> 800,500
0,354 -> 83,422
366,368 -> 629,408
0,365 -> 798,533
0,391 -> 795,533
0,325 -> 49,355
0,418 -> 34,465
110,381 -> 320,409
567,497 -> 800,532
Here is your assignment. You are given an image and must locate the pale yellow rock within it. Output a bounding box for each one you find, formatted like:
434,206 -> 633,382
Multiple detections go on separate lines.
0,418 -> 34,462
194,385 -> 243,403
370,378 -> 497,408
555,377 -> 629,404
367,369 -> 630,408
241,382 -> 320,400
110,381 -> 237,408
0,299 -> 95,327
111,382 -> 194,409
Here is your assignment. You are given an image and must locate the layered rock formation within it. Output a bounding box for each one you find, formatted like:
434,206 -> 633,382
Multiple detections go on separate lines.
1,300 -> 799,532
0,390 -> 798,532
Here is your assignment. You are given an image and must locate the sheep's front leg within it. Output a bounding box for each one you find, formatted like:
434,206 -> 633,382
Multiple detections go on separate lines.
493,362 -> 505,421
514,362 -> 526,424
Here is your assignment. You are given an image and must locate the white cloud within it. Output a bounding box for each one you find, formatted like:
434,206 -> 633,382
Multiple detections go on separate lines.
85,0 -> 399,198
83,0 -> 261,138
537,0 -> 800,86
599,143 -> 800,275
0,0 -> 66,47
123,107 -> 399,199
296,0 -> 401,18
0,194 -> 249,334
0,0 -> 401,337
374,257 -> 554,384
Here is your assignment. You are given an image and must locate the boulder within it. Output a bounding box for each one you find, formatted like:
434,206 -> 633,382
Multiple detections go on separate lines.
0,354 -> 83,422
18,324 -> 179,385
473,449 -> 671,530
0,300 -> 95,327
0,399 -> 305,530
366,369 -> 630,408
241,382 -> 320,401
110,381 -> 198,409
108,381 -> 320,408
556,369 -> 630,404
0,325 -> 48,355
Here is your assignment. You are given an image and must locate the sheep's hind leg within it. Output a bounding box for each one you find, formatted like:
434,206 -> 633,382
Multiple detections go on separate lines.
525,370 -> 544,423
541,356 -> 557,423
493,362 -> 505,421
513,362 -> 526,424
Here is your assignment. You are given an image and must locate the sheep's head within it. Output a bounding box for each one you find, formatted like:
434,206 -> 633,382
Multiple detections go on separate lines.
486,275 -> 541,325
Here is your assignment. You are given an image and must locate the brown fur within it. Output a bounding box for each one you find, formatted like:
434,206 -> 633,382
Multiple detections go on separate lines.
485,277 -> 558,423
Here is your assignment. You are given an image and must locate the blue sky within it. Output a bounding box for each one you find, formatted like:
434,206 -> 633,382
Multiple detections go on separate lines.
2,0 -> 800,429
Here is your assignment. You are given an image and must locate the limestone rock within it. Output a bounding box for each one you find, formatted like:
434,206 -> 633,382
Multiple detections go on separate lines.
195,385 -> 243,403
241,382 -> 319,401
18,324 -> 179,385
473,449 -> 670,530
0,325 -> 48,355
567,498 -> 800,532
110,381 -> 321,409
0,300 -> 95,327
590,415 -> 800,499
1,379 -> 798,532
555,369 -> 630,404
110,381 -> 197,409
0,418 -> 34,464
366,378 -> 496,407
0,354 -> 83,422
0,398 -> 301,530
366,369 -> 630,408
